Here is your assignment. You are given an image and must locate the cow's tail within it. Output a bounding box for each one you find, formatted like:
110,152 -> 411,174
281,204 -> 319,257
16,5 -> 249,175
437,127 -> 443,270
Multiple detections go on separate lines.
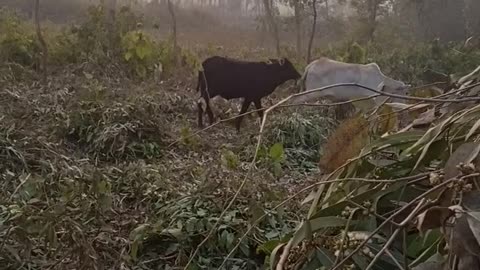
297,64 -> 310,93
196,70 -> 203,93
298,60 -> 318,93
298,69 -> 307,93
196,67 -> 211,115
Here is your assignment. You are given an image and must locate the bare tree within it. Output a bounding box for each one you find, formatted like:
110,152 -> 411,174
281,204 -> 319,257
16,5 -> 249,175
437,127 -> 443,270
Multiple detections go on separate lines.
262,0 -> 281,56
293,0 -> 303,59
34,0 -> 48,83
167,0 -> 179,65
350,0 -> 384,42
306,0 -> 317,63
366,0 -> 380,42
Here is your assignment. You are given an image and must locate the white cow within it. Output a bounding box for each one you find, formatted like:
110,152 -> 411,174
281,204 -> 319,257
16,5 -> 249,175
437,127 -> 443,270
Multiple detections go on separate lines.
291,57 -> 410,109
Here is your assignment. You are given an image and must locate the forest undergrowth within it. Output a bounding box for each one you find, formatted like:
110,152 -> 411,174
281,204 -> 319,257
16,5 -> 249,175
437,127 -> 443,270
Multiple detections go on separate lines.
3,3 -> 480,270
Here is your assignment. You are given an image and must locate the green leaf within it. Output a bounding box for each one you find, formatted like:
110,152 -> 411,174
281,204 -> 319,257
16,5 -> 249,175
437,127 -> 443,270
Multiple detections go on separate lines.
96,180 -> 109,194
351,253 -> 369,269
258,239 -> 284,254
135,41 -> 152,60
221,150 -> 239,170
402,115 -> 455,157
130,239 -> 140,261
270,243 -> 286,270
368,243 -> 406,267
314,247 -> 335,268
362,130 -> 425,155
98,194 -> 112,212
409,237 -> 442,267
312,180 -> 407,219
46,223 -> 58,248
124,51 -> 133,61
290,217 -> 355,247
129,223 -> 151,240
269,143 -> 285,162
407,229 -> 442,258
466,211 -> 480,245
272,162 -> 283,177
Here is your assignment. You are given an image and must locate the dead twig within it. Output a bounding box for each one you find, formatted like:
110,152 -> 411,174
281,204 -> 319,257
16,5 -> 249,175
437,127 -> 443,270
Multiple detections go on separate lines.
276,240 -> 293,270
9,173 -> 31,201
333,208 -> 359,267
364,198 -> 427,270
386,249 -> 406,270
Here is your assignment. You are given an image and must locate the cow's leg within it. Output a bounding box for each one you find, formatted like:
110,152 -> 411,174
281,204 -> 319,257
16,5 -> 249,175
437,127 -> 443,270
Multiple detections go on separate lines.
236,99 -> 252,132
253,99 -> 264,119
205,97 -> 215,125
197,98 -> 204,128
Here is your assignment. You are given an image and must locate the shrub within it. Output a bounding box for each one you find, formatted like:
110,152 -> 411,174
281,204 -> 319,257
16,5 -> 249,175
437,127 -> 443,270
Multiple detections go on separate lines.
48,29 -> 80,65
266,109 -> 337,172
63,89 -> 168,161
121,30 -> 158,78
0,9 -> 37,66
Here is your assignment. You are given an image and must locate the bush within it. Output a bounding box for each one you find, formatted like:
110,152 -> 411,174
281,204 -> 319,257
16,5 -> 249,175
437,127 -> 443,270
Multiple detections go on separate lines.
266,109 -> 337,172
63,89 -> 168,161
121,30 -> 158,78
48,29 -> 80,65
0,9 -> 37,66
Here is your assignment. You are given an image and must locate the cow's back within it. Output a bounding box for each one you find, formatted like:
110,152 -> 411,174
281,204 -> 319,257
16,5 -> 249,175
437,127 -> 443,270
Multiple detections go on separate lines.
202,57 -> 279,100
304,59 -> 380,100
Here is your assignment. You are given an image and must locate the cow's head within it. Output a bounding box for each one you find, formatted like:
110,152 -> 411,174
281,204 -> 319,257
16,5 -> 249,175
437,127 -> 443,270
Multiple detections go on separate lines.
273,57 -> 302,82
383,78 -> 411,103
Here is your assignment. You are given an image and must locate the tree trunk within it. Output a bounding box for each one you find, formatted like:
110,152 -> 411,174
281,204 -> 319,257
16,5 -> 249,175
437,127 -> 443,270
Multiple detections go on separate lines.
34,0 -> 48,83
294,0 -> 303,59
262,0 -> 281,57
325,0 -> 330,20
306,0 -> 317,63
167,0 -> 179,65
366,0 -> 379,42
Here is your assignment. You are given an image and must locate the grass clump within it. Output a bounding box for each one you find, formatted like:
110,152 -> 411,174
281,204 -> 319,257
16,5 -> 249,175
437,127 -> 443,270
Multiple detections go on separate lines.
0,8 -> 37,67
266,109 -> 337,172
63,96 -> 167,161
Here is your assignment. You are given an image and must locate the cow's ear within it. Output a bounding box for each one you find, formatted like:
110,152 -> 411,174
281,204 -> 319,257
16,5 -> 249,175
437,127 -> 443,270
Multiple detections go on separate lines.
279,58 -> 285,65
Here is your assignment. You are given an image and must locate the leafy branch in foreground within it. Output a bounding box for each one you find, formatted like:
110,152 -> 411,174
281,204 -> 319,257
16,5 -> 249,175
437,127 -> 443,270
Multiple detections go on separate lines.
266,66 -> 480,270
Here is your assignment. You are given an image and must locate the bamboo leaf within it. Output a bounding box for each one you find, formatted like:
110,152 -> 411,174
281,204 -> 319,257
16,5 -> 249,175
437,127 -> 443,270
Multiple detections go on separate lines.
466,118 -> 480,140
314,247 -> 335,268
290,217 -> 352,247
269,243 -> 286,270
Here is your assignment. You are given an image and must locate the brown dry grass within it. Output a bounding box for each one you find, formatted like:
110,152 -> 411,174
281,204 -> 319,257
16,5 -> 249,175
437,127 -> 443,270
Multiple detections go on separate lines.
319,114 -> 370,173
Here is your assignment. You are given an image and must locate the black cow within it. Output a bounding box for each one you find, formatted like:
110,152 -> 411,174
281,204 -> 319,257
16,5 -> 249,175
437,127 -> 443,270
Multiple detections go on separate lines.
196,56 -> 301,131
